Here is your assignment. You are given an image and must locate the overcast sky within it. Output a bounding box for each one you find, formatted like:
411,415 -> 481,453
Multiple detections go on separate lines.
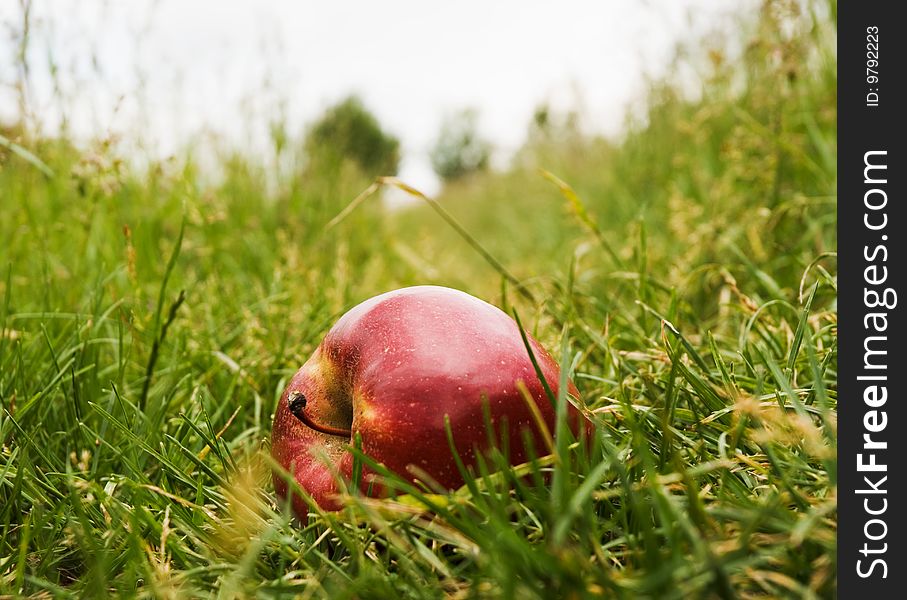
2,1 -> 753,193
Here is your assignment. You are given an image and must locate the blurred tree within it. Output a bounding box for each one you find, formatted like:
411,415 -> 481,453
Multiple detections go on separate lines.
305,96 -> 400,177
429,109 -> 491,182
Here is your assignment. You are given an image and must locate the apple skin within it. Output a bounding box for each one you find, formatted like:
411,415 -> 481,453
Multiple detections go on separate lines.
271,285 -> 593,517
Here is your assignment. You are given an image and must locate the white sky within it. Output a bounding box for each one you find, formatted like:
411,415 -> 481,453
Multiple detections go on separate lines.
1,1 -> 752,194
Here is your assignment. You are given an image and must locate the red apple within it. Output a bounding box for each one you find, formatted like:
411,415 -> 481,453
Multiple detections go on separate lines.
271,285 -> 592,517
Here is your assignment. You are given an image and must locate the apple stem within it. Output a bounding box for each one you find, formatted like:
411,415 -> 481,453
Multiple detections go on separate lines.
288,392 -> 352,438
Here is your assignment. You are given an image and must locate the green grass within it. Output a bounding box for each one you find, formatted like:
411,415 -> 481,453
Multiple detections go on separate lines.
1,2 -> 836,597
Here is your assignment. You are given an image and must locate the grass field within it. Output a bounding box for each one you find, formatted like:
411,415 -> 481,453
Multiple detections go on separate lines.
1,2 -> 837,597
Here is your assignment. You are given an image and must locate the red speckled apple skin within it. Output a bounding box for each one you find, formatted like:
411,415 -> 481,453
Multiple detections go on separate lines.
271,286 -> 594,518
